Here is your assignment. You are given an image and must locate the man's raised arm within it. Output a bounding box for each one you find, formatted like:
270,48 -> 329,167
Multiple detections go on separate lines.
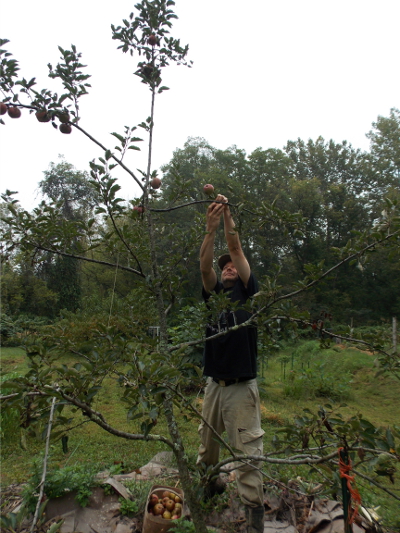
200,196 -> 226,293
223,204 -> 251,287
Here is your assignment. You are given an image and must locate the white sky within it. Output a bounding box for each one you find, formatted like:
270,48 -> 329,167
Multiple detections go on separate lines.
1,0 -> 399,209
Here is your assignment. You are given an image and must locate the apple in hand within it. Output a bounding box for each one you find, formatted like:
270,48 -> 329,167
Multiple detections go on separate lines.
203,184 -> 214,195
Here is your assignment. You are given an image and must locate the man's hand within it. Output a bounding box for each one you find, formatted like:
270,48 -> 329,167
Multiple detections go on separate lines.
206,195 -> 228,233
201,194 -> 228,293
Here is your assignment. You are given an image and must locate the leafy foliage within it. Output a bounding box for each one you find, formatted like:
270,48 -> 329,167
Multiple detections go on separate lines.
0,2 -> 399,532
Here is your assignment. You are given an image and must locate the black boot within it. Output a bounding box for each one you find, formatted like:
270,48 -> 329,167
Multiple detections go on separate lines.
245,505 -> 264,533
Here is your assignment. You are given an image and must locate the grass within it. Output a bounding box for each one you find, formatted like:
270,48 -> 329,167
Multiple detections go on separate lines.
1,341 -> 400,530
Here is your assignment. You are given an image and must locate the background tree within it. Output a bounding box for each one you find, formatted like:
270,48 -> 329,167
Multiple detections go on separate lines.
37,156 -> 100,312
1,3 -> 399,531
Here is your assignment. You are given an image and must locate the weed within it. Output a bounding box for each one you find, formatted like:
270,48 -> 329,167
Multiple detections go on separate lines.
119,497 -> 139,516
121,479 -> 155,513
169,520 -> 199,533
22,458 -> 100,512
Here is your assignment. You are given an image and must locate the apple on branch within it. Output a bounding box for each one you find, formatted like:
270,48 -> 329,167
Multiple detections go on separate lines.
150,177 -> 161,189
203,184 -> 214,196
7,106 -> 21,118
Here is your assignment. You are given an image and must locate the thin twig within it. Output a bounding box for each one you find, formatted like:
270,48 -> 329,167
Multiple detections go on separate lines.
30,397 -> 56,533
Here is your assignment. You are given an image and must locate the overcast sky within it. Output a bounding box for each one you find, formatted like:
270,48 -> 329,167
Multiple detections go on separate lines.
1,0 -> 399,209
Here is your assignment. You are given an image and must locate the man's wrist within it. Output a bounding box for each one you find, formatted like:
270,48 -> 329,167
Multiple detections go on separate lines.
206,227 -> 217,234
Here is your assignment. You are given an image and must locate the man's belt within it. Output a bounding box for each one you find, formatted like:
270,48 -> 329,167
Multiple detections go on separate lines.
212,377 -> 253,387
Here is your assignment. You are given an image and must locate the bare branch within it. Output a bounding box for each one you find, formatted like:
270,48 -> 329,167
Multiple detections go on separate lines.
73,123 -> 144,192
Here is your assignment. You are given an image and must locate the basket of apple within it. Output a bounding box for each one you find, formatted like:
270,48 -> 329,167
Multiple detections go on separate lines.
143,485 -> 184,533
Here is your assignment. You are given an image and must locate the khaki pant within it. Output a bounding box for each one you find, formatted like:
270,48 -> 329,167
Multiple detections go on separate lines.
197,378 -> 265,507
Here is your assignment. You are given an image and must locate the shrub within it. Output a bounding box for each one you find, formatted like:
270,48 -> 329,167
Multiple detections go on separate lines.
283,364 -> 352,401
0,371 -> 22,444
22,460 -> 101,511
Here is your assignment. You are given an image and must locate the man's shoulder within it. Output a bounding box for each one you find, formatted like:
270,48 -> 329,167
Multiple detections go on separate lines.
238,272 -> 258,294
202,280 -> 223,300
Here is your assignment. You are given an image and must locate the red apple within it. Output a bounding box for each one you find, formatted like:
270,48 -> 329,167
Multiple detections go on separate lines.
36,110 -> 51,123
153,503 -> 164,516
133,206 -> 144,214
165,499 -> 175,512
7,106 -> 21,118
147,34 -> 158,46
58,111 -> 70,123
150,177 -> 161,189
0,102 -> 7,115
172,515 -> 179,520
60,123 -> 72,134
149,494 -> 159,507
203,184 -> 214,195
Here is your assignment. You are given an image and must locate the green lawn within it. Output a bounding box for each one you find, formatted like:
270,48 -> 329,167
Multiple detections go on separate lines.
1,342 -> 399,530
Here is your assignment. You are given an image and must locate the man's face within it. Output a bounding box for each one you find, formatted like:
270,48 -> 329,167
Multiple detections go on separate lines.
221,261 -> 238,287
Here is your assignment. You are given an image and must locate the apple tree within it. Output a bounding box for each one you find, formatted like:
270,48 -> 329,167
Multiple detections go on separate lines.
1,1 -> 400,530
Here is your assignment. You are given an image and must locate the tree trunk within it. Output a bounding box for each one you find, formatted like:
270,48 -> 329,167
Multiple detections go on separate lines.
163,395 -> 208,533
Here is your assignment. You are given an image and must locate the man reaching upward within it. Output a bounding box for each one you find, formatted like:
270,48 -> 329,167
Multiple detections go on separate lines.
197,194 -> 265,533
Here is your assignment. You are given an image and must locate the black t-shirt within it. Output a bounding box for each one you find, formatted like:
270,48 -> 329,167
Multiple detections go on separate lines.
202,273 -> 258,379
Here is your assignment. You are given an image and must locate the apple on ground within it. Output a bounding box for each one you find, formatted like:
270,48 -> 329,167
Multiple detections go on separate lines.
203,184 -> 214,195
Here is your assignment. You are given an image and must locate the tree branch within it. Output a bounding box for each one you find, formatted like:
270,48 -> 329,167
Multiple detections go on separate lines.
44,385 -> 174,448
29,242 -> 146,277
73,123 -> 144,192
